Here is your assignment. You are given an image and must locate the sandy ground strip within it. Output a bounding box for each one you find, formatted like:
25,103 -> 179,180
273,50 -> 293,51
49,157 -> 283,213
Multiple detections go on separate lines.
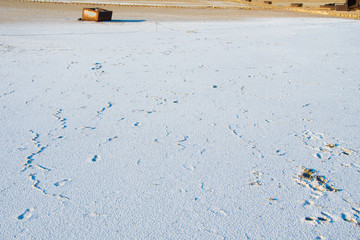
0,0 -> 331,24
2,0 -> 359,23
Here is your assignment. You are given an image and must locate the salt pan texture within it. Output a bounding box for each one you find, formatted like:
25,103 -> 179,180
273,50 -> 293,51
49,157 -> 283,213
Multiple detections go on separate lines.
1,18 -> 360,239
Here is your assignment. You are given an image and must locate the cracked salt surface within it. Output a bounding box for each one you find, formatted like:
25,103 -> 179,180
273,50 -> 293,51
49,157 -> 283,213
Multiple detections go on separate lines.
1,18 -> 360,239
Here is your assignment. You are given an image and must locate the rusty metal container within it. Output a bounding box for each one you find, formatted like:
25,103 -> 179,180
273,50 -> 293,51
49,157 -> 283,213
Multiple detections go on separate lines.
264,1 -> 272,4
335,3 -> 348,10
82,8 -> 112,22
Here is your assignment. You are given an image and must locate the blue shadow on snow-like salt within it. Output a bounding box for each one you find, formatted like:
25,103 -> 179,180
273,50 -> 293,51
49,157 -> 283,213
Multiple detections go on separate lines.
104,19 -> 146,23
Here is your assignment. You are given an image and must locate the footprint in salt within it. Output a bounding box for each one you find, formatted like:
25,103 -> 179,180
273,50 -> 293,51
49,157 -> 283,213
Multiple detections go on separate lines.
87,155 -> 100,162
18,208 -> 34,220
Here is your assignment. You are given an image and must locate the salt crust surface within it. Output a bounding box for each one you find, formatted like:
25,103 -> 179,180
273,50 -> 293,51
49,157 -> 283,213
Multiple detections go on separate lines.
1,18 -> 360,239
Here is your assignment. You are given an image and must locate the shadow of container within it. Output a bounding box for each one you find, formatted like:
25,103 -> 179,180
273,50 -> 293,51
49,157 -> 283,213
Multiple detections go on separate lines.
320,3 -> 336,9
81,8 -> 113,22
104,20 -> 146,23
